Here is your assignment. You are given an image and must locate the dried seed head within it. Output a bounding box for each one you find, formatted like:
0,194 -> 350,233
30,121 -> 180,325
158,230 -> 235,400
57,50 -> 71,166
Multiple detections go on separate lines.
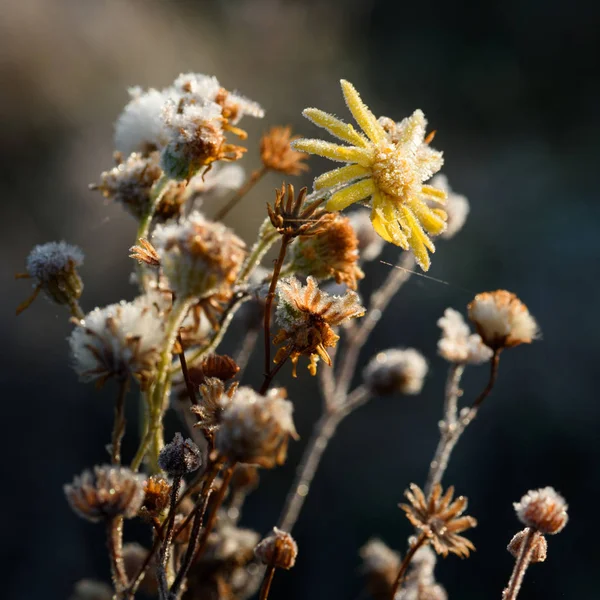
129,238 -> 160,268
64,465 -> 146,522
69,579 -> 113,600
158,432 -> 202,477
437,308 -> 493,364
140,475 -> 171,518
188,354 -> 240,387
360,538 -> 400,600
17,241 -> 84,315
274,276 -> 365,376
260,126 -> 309,176
400,483 -> 477,558
468,290 -> 539,350
123,543 -> 158,595
348,209 -> 385,262
427,174 -> 470,239
192,377 -> 238,432
363,348 -> 428,395
289,213 -> 365,290
254,527 -> 298,569
514,487 -> 568,534
216,387 -> 298,468
204,522 -> 260,565
69,295 -> 165,388
507,529 -> 547,563
153,211 -> 246,299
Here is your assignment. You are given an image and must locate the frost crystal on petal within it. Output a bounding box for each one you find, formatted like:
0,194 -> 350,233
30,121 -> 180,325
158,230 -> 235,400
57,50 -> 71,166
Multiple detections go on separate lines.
437,308 -> 492,364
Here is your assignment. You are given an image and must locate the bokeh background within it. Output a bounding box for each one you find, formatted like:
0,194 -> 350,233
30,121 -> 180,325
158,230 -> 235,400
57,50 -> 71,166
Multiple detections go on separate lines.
3,0 -> 599,598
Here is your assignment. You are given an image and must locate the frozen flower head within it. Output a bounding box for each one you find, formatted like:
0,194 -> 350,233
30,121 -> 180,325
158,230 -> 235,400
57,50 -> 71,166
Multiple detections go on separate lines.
153,211 -> 246,299
293,80 -> 447,271
260,126 -> 309,176
64,465 -> 146,522
158,432 -> 202,477
17,241 -> 84,314
428,174 -> 470,239
507,529 -> 547,563
69,296 -> 164,388
191,377 -> 238,433
437,308 -> 493,364
114,86 -> 174,155
215,386 -> 298,468
468,290 -> 539,350
363,348 -> 428,395
91,151 -> 163,220
348,209 -> 385,262
289,213 -> 364,290
254,527 -> 298,570
514,487 -> 568,534
274,276 -> 365,376
401,483 -> 477,558
140,476 -> 171,518
359,539 -> 400,600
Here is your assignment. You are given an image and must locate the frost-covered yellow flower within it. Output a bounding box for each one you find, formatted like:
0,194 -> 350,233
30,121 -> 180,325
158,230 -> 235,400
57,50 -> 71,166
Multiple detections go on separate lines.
293,80 -> 448,270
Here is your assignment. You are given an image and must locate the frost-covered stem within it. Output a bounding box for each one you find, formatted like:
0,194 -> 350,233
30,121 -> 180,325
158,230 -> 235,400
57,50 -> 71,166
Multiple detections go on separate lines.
261,236 -> 291,392
389,532 -> 428,600
137,173 -> 170,242
68,297 -> 85,321
111,378 -> 129,465
336,253 -> 414,398
215,166 -> 267,221
237,218 -> 279,284
177,332 -> 197,406
157,475 -> 182,597
259,565 -> 277,600
502,528 -> 536,600
107,516 -> 128,597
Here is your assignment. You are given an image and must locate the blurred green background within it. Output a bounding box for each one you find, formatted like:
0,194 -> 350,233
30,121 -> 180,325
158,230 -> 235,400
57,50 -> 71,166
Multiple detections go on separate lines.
3,0 -> 599,598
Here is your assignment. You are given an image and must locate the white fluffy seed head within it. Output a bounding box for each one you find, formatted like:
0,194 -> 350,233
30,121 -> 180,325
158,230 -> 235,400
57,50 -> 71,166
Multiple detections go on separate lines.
363,348 -> 428,395
514,487 -> 568,534
428,174 -> 470,239
437,308 -> 493,364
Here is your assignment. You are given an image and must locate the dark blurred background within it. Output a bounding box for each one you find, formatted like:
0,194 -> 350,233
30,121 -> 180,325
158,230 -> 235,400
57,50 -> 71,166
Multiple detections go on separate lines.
3,0 -> 599,598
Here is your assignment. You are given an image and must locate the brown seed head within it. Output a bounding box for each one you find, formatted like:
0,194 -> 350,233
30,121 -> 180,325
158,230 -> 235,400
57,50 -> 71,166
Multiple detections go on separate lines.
400,483 -> 477,558
192,377 -> 238,432
507,528 -> 547,563
514,487 -> 568,534
254,527 -> 298,570
158,432 -> 202,477
188,354 -> 240,387
260,126 -> 309,176
64,465 -> 146,522
130,238 -> 160,268
140,475 -> 171,518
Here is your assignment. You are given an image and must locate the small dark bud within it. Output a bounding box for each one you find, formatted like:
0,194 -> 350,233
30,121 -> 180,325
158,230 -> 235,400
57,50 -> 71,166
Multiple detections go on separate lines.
158,432 -> 202,476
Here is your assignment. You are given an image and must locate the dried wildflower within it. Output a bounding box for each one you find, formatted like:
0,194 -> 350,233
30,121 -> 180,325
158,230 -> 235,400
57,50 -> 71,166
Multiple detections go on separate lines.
260,126 -> 309,175
69,296 -> 164,388
293,80 -> 447,270
123,543 -> 158,596
514,487 -> 568,534
153,179 -> 188,222
363,348 -> 428,395
428,174 -> 469,239
274,276 -> 365,376
400,483 -> 477,558
153,211 -> 246,299
188,354 -> 240,387
17,241 -> 84,315
140,475 -> 171,517
191,377 -> 238,432
254,527 -> 298,569
267,183 -> 332,238
360,538 -> 401,600
69,579 -> 113,600
158,432 -> 202,477
91,151 -> 163,219
468,290 -> 539,350
216,386 -> 298,468
348,209 -> 385,262
129,238 -> 160,268
508,529 -> 547,563
289,213 -> 364,289
64,465 -> 146,522
437,308 -> 493,364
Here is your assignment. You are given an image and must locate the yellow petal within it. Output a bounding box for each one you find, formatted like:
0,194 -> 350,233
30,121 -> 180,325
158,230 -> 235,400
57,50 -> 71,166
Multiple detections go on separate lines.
370,193 -> 409,248
326,178 -> 376,211
340,80 -> 387,145
292,139 -> 373,166
407,197 -> 448,236
400,205 -> 435,271
421,184 -> 447,204
303,108 -> 368,147
314,164 -> 371,190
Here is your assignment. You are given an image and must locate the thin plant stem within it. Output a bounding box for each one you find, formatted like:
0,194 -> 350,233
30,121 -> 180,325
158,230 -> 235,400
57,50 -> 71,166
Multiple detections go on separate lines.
259,346 -> 291,395
125,533 -> 162,598
235,326 -> 261,379
107,516 -> 128,596
236,218 -> 279,285
502,528 -> 536,600
68,297 -> 85,321
176,332 -> 197,406
389,532 -> 428,600
259,565 -> 276,600
157,476 -> 183,598
111,378 -> 130,465
214,166 -> 268,221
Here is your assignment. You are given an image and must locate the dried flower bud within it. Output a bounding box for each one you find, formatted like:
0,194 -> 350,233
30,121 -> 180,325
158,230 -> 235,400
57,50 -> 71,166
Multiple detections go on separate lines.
123,543 -> 158,595
288,213 -> 364,290
507,529 -> 547,563
69,579 -> 113,600
188,354 -> 240,387
64,465 -> 146,522
348,210 -> 385,262
363,348 -> 428,395
254,527 -> 298,569
153,211 -> 246,299
437,308 -> 493,364
158,432 -> 202,477
140,475 -> 171,517
514,487 -> 568,534
17,241 -> 84,315
216,387 -> 298,468
260,126 -> 309,176
468,290 -> 539,350
192,377 -> 238,432
129,238 -> 160,268
427,174 -> 470,239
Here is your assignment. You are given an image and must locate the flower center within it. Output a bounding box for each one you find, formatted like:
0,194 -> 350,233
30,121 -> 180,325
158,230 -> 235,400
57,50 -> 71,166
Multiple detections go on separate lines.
371,144 -> 417,199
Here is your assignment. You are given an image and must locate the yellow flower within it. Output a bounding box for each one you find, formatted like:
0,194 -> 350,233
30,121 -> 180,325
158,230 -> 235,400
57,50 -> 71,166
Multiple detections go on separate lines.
293,80 -> 448,270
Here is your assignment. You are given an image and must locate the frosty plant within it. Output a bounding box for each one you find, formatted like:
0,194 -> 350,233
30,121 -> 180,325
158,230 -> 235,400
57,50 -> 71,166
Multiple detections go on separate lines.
17,74 -> 566,600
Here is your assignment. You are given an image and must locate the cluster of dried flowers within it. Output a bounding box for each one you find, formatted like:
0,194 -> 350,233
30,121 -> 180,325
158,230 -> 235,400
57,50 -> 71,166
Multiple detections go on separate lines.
17,74 -> 566,600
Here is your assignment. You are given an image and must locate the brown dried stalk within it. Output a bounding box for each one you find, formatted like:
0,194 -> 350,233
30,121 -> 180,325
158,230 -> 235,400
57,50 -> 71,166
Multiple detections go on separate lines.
111,378 -> 129,465
389,532 -> 428,600
502,527 -> 536,600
